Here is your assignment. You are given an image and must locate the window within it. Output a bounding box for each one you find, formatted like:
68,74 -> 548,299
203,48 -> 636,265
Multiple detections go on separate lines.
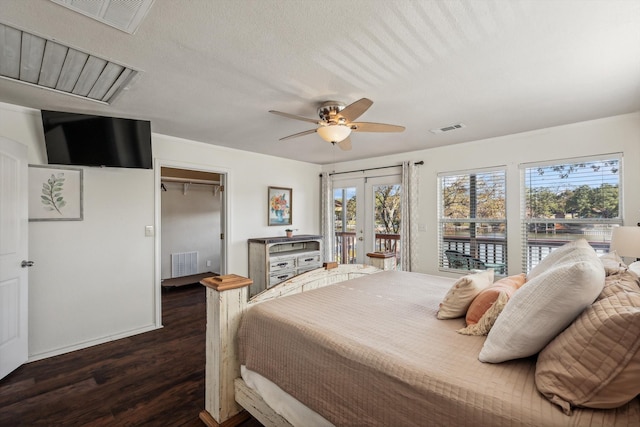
521,155 -> 622,272
438,169 -> 507,274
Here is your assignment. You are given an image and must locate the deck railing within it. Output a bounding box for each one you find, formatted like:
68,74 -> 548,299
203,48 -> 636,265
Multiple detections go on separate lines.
523,238 -> 609,271
335,232 -> 400,265
335,232 -> 610,271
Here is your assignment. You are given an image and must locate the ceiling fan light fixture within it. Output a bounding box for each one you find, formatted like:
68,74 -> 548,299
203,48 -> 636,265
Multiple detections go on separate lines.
317,125 -> 352,143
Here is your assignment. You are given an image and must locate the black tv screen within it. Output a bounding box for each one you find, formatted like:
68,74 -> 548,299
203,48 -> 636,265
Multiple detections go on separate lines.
41,110 -> 152,169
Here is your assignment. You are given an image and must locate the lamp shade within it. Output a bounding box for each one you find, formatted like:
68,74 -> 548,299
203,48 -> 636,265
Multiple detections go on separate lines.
317,124 -> 351,143
610,226 -> 640,258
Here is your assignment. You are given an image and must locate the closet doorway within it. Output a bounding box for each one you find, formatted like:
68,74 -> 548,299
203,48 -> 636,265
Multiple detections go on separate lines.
160,166 -> 224,286
154,162 -> 228,326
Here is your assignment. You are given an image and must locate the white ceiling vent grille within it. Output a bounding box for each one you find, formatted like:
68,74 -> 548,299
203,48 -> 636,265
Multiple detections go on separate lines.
49,0 -> 155,34
430,123 -> 466,134
0,23 -> 139,104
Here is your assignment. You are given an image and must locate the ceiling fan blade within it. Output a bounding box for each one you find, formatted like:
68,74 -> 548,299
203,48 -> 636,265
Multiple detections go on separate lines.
269,110 -> 320,124
279,129 -> 317,141
338,98 -> 373,122
337,136 -> 352,151
350,122 -> 405,133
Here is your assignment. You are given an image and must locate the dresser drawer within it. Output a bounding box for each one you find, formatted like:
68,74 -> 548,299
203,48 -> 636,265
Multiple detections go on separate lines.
269,270 -> 295,287
269,256 -> 296,272
297,252 -> 321,268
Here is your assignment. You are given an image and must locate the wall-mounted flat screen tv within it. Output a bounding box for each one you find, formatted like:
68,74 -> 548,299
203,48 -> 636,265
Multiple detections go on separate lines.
41,110 -> 152,169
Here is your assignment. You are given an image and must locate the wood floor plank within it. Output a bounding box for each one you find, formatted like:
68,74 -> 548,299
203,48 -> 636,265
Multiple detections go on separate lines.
0,285 -> 263,426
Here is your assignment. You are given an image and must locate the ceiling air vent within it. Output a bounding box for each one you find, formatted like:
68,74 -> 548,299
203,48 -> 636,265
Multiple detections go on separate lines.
430,123 -> 466,134
49,0 -> 155,34
0,22 -> 139,104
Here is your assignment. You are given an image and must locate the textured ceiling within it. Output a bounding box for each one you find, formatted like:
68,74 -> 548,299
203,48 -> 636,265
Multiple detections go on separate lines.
1,0 -> 639,165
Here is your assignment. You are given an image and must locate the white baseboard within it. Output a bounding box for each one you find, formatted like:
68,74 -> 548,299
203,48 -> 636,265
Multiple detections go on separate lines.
27,323 -> 163,363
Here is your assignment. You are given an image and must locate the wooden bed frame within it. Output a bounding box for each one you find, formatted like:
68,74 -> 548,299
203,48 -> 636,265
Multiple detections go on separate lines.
198,263 -> 384,427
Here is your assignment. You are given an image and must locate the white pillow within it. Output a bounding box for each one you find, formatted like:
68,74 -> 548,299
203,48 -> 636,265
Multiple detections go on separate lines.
527,238 -> 594,281
437,269 -> 494,319
479,240 -> 605,363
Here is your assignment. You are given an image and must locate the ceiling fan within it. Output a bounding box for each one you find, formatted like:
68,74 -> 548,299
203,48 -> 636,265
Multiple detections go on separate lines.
269,98 -> 405,151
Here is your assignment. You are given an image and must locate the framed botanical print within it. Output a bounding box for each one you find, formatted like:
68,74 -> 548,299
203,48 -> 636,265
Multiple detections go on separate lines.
28,165 -> 83,221
268,186 -> 292,226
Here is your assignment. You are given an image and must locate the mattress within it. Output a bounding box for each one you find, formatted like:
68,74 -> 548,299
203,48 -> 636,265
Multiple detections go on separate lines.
241,365 -> 332,426
238,270 -> 640,426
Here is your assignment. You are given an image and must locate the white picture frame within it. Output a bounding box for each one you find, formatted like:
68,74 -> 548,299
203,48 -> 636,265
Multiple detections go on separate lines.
28,165 -> 83,221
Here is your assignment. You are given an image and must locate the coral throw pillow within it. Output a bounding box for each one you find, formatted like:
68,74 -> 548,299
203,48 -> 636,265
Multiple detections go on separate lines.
465,274 -> 526,326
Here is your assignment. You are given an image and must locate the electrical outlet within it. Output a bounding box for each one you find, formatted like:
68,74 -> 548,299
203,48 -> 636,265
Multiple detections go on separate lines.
206,260 -> 212,267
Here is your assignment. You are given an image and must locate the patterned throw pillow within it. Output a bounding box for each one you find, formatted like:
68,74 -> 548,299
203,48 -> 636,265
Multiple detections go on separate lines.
437,269 -> 494,320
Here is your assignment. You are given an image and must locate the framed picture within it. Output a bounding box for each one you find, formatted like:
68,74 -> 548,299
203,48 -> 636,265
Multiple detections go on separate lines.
268,186 -> 292,226
29,165 -> 83,221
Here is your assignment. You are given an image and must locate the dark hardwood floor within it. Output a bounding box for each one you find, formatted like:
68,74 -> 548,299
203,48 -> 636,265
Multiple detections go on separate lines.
0,284 -> 262,426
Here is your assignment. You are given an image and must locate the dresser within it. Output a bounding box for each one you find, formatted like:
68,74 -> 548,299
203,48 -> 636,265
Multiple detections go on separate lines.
248,235 -> 323,298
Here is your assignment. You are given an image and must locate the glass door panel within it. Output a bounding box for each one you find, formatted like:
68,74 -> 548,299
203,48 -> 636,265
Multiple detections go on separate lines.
333,180 -> 363,264
366,177 -> 401,269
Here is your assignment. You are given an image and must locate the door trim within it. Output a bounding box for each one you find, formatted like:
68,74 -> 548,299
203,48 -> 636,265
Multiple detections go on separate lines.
154,158 -> 230,327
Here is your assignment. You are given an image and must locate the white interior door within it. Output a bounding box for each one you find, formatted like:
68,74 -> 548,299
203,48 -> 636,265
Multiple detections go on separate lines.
0,137 -> 29,380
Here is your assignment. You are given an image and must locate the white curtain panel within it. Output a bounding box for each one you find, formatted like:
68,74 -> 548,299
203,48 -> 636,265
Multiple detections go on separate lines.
401,161 -> 419,271
320,172 -> 335,263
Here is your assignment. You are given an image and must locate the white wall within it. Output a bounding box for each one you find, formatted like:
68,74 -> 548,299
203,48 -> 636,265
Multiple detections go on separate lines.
324,112 -> 640,277
153,134 -> 322,276
0,102 -> 322,361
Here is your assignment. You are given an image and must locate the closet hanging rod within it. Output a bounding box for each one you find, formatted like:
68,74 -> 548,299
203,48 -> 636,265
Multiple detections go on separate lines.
161,177 -> 220,186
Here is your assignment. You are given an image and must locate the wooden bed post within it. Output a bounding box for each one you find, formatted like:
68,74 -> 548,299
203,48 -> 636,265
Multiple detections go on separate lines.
199,275 -> 252,427
366,252 -> 397,271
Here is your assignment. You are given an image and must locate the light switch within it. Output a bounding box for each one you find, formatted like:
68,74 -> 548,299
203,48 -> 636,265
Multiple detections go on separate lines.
145,225 -> 154,236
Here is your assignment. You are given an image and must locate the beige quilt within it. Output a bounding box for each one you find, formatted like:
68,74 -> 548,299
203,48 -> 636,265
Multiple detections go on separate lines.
238,270 -> 640,426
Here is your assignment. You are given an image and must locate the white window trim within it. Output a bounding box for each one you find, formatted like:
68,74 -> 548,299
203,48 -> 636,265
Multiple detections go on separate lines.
438,166 -> 507,274
519,153 -> 623,272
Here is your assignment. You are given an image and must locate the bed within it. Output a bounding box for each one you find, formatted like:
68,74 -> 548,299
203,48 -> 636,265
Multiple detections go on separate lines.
199,247 -> 640,427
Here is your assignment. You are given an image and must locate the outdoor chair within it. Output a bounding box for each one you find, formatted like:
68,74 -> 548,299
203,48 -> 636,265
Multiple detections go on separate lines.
444,249 -> 487,270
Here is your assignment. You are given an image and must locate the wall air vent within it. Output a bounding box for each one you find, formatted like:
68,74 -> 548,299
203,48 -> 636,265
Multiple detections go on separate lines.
430,123 -> 466,134
0,22 -> 139,104
49,0 -> 155,34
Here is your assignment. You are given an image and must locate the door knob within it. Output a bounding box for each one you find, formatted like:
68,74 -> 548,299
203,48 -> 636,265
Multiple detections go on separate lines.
21,260 -> 34,268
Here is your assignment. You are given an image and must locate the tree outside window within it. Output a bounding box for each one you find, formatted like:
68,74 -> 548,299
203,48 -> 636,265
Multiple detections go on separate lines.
522,157 -> 621,271
439,169 -> 507,273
